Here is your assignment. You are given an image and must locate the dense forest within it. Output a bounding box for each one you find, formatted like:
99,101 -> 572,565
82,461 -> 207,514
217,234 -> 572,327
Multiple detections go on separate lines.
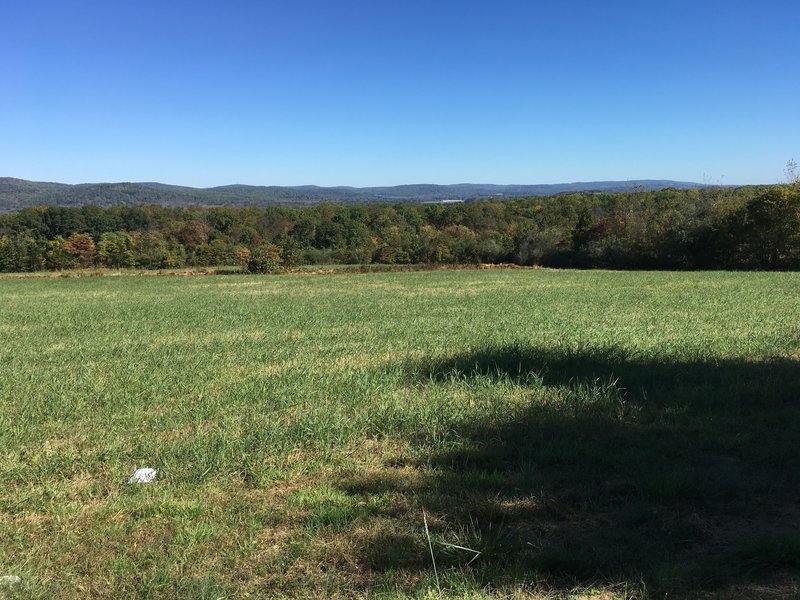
0,185 -> 798,272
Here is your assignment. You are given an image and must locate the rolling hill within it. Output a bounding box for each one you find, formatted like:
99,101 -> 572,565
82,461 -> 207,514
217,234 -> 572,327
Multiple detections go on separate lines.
0,177 -> 705,212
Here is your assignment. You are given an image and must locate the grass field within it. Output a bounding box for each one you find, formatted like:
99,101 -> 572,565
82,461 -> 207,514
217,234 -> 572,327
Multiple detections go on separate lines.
1,269 -> 799,599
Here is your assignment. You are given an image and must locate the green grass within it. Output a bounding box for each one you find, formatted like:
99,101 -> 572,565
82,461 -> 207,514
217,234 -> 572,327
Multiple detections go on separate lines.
0,269 -> 799,599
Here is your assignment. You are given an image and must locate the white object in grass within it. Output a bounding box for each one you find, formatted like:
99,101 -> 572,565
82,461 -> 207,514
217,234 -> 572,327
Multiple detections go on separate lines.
128,468 -> 157,484
0,575 -> 22,587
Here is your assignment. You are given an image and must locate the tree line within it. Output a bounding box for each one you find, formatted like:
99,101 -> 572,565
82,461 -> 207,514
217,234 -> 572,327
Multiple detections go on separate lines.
0,184 -> 798,273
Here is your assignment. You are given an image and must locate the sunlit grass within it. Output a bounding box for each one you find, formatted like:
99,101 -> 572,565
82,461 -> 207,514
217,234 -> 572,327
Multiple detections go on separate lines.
1,269 -> 799,598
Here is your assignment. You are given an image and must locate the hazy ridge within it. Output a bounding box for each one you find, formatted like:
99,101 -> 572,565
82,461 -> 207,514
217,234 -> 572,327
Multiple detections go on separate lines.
0,177 -> 704,212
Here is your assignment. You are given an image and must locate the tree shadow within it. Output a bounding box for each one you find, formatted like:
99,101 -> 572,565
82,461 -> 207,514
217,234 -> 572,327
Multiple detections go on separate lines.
339,343 -> 800,597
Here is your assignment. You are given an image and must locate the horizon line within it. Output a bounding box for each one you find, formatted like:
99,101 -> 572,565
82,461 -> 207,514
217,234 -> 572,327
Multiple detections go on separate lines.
2,176 -> 740,190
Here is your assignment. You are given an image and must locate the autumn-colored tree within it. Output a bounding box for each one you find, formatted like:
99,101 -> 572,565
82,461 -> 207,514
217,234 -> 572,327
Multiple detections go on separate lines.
64,233 -> 97,267
174,220 -> 210,250
234,246 -> 251,270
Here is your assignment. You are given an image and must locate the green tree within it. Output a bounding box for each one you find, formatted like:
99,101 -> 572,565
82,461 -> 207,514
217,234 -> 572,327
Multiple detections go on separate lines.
133,231 -> 172,269
97,232 -> 136,268
19,236 -> 46,271
248,242 -> 283,273
516,227 -> 568,266
741,186 -> 800,269
0,236 -> 16,272
45,236 -> 75,270
276,234 -> 303,268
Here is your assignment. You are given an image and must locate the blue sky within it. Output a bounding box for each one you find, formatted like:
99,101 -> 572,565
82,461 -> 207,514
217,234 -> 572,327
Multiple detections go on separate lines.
1,0 -> 798,187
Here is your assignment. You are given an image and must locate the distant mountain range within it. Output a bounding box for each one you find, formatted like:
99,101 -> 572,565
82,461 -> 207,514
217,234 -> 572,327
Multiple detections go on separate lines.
0,177 -> 706,212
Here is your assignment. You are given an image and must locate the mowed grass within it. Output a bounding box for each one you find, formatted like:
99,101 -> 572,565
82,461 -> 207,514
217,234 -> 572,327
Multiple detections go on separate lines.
0,269 -> 799,599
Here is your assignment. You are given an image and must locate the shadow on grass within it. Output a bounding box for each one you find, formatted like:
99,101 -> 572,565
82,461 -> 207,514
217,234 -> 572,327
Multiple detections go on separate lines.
340,343 -> 800,597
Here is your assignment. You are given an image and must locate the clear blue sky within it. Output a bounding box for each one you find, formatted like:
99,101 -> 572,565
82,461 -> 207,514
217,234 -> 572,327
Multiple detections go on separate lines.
1,0 -> 798,187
